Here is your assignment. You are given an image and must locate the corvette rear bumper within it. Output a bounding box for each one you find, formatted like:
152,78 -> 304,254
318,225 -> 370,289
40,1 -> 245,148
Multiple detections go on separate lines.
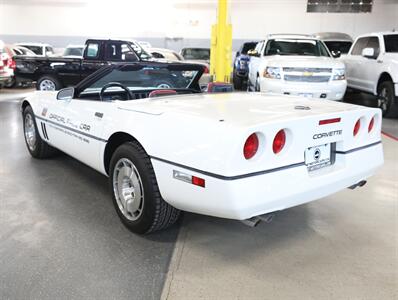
152,142 -> 383,220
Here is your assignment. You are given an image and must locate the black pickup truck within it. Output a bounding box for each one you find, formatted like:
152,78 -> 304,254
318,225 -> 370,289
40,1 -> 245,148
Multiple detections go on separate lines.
15,39 -> 153,90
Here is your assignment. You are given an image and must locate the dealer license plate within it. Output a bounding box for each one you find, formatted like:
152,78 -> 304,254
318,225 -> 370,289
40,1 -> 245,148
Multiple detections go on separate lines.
305,144 -> 331,171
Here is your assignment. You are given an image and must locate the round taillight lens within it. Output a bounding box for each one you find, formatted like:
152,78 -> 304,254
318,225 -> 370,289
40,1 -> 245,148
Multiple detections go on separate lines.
243,133 -> 259,160
353,119 -> 361,136
273,129 -> 286,154
368,117 -> 375,133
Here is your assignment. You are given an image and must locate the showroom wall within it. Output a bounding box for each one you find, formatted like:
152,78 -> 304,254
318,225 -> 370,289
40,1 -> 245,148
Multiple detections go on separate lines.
1,0 -> 397,51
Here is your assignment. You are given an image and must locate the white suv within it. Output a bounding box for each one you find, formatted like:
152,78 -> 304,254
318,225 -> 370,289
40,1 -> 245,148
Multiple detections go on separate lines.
342,31 -> 398,117
247,34 -> 347,100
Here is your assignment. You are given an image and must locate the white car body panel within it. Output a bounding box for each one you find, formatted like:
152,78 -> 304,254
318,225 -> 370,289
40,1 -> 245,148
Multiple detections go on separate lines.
248,35 -> 347,100
24,91 -> 384,220
341,32 -> 398,96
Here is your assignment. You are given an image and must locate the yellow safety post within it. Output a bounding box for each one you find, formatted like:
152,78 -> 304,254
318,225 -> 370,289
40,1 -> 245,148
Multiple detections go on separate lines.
210,0 -> 232,83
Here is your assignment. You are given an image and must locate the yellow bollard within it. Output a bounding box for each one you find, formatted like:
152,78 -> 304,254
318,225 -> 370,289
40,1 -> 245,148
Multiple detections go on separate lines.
210,0 -> 232,83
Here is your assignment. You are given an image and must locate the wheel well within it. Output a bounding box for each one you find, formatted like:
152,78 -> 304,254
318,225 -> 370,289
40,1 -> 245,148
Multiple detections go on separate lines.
103,132 -> 145,175
21,100 -> 31,112
377,73 -> 393,91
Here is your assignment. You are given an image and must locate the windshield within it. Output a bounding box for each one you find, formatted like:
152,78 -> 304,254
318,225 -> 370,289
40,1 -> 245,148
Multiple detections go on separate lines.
323,41 -> 352,54
181,48 -> 210,60
241,42 -> 257,54
22,45 -> 43,55
129,41 -> 152,60
64,47 -> 84,56
264,39 -> 330,57
384,35 -> 398,53
84,65 -> 200,92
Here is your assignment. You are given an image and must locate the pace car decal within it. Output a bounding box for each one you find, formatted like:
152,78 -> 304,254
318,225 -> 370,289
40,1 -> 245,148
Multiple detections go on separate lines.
35,114 -> 107,143
48,113 -> 91,132
41,107 -> 48,117
313,130 -> 342,140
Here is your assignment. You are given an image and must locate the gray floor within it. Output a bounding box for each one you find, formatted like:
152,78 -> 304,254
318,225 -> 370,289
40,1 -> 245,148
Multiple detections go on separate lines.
0,88 -> 397,300
0,92 -> 179,300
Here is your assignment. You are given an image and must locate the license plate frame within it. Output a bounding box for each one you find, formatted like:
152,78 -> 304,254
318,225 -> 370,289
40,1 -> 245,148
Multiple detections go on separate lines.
305,144 -> 332,172
298,93 -> 313,98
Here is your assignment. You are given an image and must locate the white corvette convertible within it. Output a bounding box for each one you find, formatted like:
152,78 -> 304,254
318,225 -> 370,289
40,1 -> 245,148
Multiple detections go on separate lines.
21,62 -> 384,234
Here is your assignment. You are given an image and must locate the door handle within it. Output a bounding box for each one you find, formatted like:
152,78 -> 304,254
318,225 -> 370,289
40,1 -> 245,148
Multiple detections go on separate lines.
95,112 -> 103,118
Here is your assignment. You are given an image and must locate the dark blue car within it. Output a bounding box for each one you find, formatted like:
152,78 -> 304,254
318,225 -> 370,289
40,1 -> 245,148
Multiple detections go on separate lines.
233,41 -> 258,90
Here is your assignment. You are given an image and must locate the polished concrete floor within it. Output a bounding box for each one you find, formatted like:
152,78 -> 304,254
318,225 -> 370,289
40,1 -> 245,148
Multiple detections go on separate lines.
0,88 -> 397,300
0,90 -> 179,299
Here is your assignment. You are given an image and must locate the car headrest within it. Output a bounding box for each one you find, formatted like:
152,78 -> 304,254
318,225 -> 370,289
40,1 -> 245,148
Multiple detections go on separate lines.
148,89 -> 178,98
207,82 -> 234,93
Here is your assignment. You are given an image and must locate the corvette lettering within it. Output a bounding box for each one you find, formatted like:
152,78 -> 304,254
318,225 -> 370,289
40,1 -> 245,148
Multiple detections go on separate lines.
313,130 -> 342,139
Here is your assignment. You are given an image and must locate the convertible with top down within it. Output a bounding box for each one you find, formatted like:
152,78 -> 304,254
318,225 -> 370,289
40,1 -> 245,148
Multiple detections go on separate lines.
21,62 -> 384,234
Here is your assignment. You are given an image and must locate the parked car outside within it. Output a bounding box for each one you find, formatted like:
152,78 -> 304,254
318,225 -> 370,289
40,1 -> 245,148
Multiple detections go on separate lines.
247,34 -> 347,101
15,42 -> 55,57
233,41 -> 258,90
341,31 -> 398,117
315,32 -> 353,57
63,45 -> 85,58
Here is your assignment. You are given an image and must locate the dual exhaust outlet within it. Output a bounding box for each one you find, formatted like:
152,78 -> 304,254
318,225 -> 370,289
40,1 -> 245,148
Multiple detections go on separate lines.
242,180 -> 367,227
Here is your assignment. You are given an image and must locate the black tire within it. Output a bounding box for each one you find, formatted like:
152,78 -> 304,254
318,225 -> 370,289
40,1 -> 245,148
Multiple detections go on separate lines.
109,141 -> 180,234
23,106 -> 57,158
36,75 -> 62,91
4,77 -> 16,88
377,81 -> 398,118
255,75 -> 261,92
233,72 -> 243,90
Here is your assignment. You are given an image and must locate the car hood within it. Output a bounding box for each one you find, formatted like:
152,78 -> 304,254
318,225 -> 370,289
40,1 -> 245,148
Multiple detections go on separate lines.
265,55 -> 344,69
117,92 -> 361,127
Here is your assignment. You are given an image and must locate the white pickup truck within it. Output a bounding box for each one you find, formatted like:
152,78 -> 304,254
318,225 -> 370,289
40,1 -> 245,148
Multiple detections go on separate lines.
247,34 -> 347,101
341,31 -> 398,117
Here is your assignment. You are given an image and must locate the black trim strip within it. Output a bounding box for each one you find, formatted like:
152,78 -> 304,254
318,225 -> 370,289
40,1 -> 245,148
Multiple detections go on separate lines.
335,141 -> 381,154
36,115 -> 108,143
150,155 -> 305,181
43,123 -> 49,140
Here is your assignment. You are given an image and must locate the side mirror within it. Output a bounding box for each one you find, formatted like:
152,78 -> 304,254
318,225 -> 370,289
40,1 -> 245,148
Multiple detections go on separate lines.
247,49 -> 259,57
57,87 -> 74,101
362,47 -> 376,59
331,50 -> 341,58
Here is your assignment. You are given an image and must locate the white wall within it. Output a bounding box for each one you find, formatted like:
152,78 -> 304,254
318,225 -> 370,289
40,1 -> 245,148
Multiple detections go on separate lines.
1,0 -> 397,45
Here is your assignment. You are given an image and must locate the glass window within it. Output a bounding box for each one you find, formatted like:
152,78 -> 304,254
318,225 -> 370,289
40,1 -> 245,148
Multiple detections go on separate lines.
45,46 -> 54,55
366,37 -> 380,58
86,43 -> 99,58
180,48 -> 210,60
129,41 -> 152,60
323,41 -> 352,54
307,0 -> 372,13
22,45 -> 43,55
384,35 -> 398,53
105,42 -> 138,61
82,65 -> 200,93
64,47 -> 84,56
241,42 -> 258,54
351,37 -> 369,55
263,39 -> 330,57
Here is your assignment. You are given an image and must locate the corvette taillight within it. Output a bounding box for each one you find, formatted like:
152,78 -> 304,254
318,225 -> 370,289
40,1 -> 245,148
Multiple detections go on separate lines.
273,130 -> 286,154
368,116 -> 375,133
243,133 -> 259,160
353,119 -> 361,136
